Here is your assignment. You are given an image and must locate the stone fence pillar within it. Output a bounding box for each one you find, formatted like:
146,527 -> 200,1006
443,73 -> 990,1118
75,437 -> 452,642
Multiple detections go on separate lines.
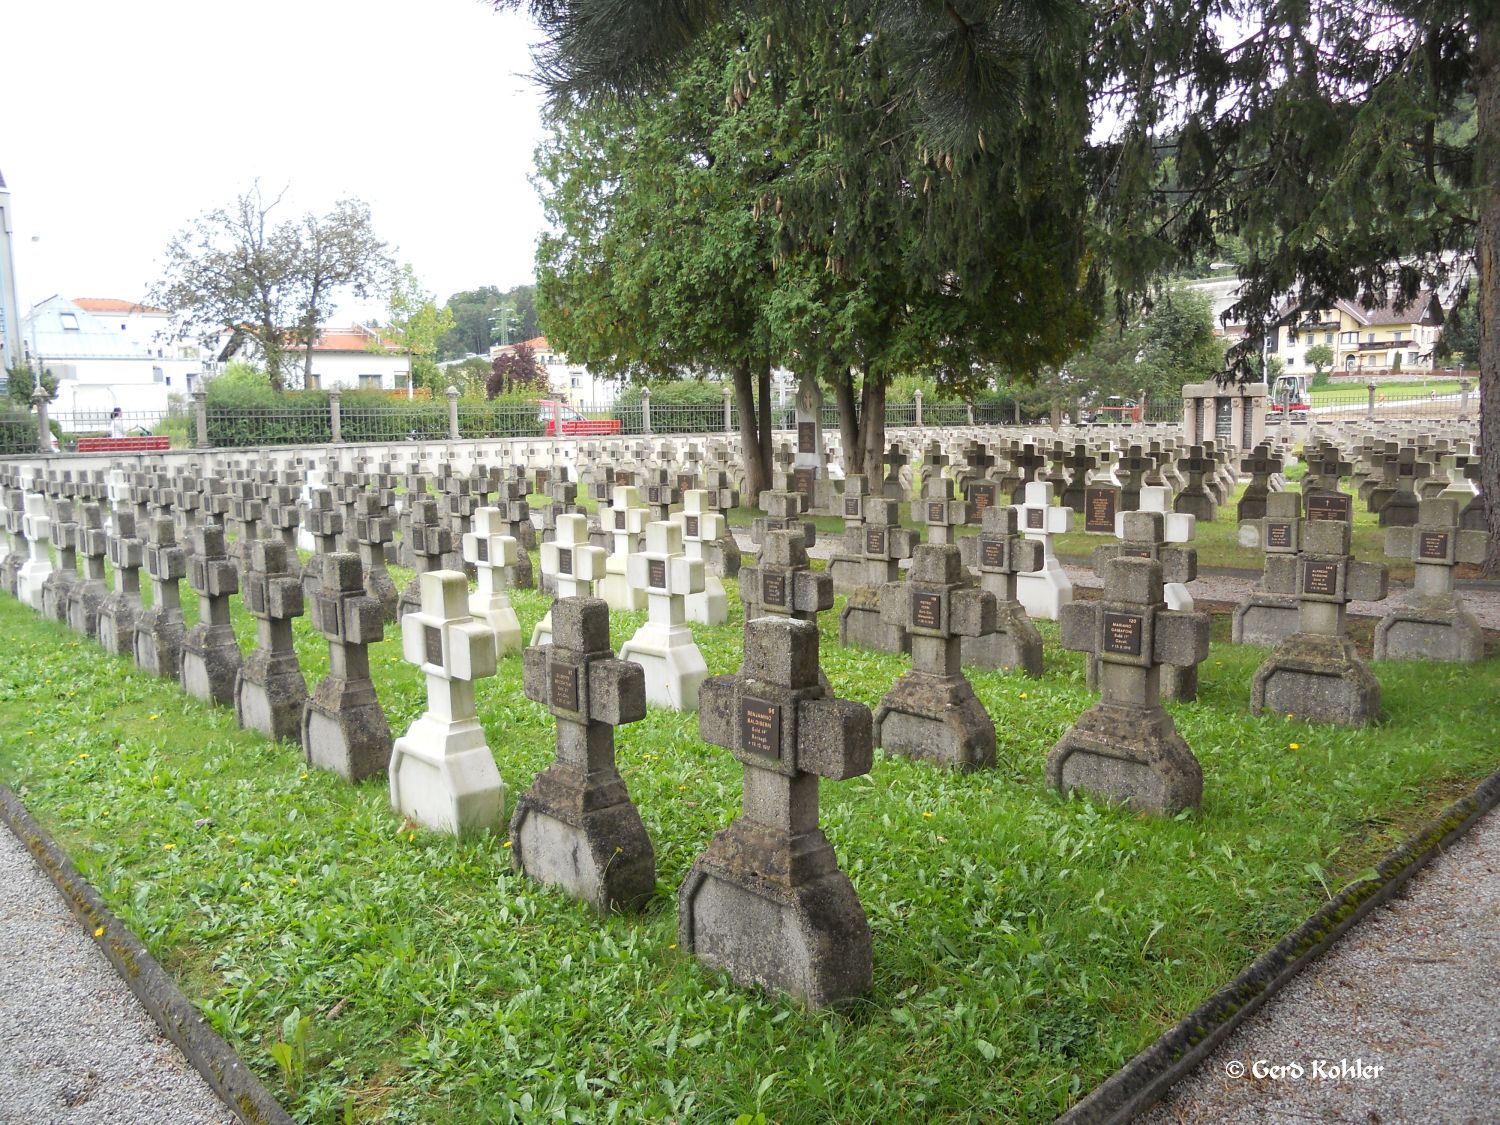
193,389 -> 210,448
329,387 -> 343,443
1366,381 -> 1377,420
32,387 -> 51,454
641,386 -> 652,435
723,386 -> 733,434
913,388 -> 923,426
447,385 -> 461,441
1460,378 -> 1472,421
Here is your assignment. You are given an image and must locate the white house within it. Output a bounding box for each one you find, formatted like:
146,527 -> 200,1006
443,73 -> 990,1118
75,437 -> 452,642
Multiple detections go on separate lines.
224,323 -> 411,391
20,296 -> 199,429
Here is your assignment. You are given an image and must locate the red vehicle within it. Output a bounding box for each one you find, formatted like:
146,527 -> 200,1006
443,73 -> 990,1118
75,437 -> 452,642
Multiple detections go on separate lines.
537,399 -> 621,436
1081,396 -> 1143,423
1268,374 -> 1311,416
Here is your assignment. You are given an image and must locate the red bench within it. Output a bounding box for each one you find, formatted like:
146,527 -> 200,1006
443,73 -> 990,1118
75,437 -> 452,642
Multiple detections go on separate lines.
75,436 -> 173,453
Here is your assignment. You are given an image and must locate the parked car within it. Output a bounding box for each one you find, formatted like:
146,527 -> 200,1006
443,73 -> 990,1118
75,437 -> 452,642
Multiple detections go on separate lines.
1268,374 -> 1311,418
536,399 -> 621,436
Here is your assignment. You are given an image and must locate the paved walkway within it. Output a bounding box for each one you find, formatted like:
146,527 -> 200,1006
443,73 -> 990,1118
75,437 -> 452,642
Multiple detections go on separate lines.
0,823 -> 232,1125
1142,807 -> 1500,1124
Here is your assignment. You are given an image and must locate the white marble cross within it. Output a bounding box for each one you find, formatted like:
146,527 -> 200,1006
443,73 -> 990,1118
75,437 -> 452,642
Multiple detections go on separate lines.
389,570 -> 504,836
599,484 -> 648,611
670,489 -> 728,625
532,513 -> 608,647
462,506 -> 521,658
619,520 -> 708,711
1013,480 -> 1073,621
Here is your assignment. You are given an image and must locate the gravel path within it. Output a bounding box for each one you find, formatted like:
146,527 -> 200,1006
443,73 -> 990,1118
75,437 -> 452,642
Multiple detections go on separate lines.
0,823 -> 234,1125
1141,807 -> 1500,1124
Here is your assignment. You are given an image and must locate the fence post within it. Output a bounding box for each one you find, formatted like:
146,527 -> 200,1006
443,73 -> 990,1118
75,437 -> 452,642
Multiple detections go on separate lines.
723,385 -> 733,434
328,387 -> 344,443
913,389 -> 923,427
1013,399 -> 1021,424
193,388 -> 210,448
966,402 -> 974,425
1460,378 -> 1472,421
641,386 -> 652,435
447,385 -> 460,441
1366,381 -> 1377,420
32,387 -> 51,454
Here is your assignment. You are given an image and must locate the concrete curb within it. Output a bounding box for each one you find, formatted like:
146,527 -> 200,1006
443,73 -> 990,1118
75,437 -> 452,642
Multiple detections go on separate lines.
0,786 -> 295,1125
1055,764 -> 1500,1124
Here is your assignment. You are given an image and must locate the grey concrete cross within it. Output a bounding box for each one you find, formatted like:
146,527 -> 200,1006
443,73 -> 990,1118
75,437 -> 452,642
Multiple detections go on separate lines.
134,516 -> 186,678
97,509 -> 144,657
181,524 -> 243,708
839,497 -> 916,655
511,596 -> 653,912
959,505 -> 1044,676
1377,497 -> 1488,662
235,539 -> 307,741
681,614 -> 874,1008
1049,556 -> 1209,814
303,551 -> 392,782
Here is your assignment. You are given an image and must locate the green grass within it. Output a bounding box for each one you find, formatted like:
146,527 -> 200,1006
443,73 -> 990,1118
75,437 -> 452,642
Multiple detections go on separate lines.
3,556 -> 1498,1123
1308,378 -> 1466,404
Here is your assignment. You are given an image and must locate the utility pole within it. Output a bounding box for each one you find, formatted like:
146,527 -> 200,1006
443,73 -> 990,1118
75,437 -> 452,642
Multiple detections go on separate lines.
0,168 -> 22,374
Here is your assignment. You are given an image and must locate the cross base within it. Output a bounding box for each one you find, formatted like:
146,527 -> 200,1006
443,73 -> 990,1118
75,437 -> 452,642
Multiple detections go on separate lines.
617,622 -> 709,711
40,568 -> 77,622
16,551 -> 53,611
1374,598 -> 1484,664
838,588 -> 910,655
1377,492 -> 1420,527
1251,633 -> 1382,726
827,549 -> 863,597
67,581 -> 109,640
234,649 -> 308,742
180,624 -> 242,708
302,677 -> 392,781
509,762 -> 656,913
873,673 -> 996,771
1046,702 -> 1203,815
598,561 -> 646,612
96,596 -> 142,658
685,576 -> 729,626
678,818 -> 870,1009
470,596 -> 523,658
958,601 -> 1043,676
1016,564 -> 1073,621
1231,593 -> 1300,647
133,611 -> 184,679
389,715 -> 505,835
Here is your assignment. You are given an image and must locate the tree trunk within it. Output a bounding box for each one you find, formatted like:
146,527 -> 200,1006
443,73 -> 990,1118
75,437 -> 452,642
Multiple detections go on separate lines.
302,337 -> 315,389
1477,21 -> 1500,574
733,359 -> 769,503
834,371 -> 862,477
756,358 -> 773,482
859,372 -> 887,486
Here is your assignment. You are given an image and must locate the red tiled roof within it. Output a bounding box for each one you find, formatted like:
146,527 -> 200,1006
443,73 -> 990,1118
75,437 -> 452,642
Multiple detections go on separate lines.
497,336 -> 549,352
312,327 -> 399,352
74,297 -> 171,315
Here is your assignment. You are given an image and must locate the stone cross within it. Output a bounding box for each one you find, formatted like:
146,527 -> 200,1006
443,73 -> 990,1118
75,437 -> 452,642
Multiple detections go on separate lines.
64,503 -> 109,638
838,497 -> 916,655
389,570 -> 504,835
397,498 -> 451,619
599,484 -> 649,612
264,483 -> 302,554
958,506 -> 1044,675
1013,480 -> 1074,621
641,470 -> 681,524
1118,445 -> 1153,511
671,489 -> 729,625
751,476 -> 817,550
874,544 -> 998,770
915,472 -> 967,546
353,492 -> 400,623
0,483 -> 26,597
303,551 -> 392,781
226,479 -> 263,574
827,474 -> 871,595
620,521 -> 709,711
1303,445 -> 1353,501
40,496 -> 78,622
512,596 -> 653,911
738,529 -> 833,665
1008,443 -> 1048,503
134,516 -> 187,678
169,474 -> 205,550
1049,556 -> 1209,814
180,524 -> 243,708
440,476 -> 478,573
302,489 -> 344,600
1376,497 -> 1487,662
1378,447 -> 1429,528
682,615 -> 875,1007
881,442 -> 910,500
463,506 -> 522,658
1232,489 -> 1305,646
532,513 -> 608,647
1236,444 -> 1282,521
1173,445 -> 1217,521
1250,519 -> 1388,726
1059,443 -> 1096,513
1092,511 -> 1202,700
493,478 -> 536,589
97,509 -> 145,657
234,538 -> 307,741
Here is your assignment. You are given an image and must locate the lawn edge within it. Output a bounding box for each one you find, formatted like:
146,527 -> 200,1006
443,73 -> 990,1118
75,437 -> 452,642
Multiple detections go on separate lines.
0,784 -> 295,1125
1055,762 -> 1500,1124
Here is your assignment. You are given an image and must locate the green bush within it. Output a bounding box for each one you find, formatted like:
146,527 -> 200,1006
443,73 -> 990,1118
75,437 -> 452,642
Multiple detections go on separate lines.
0,408 -> 38,455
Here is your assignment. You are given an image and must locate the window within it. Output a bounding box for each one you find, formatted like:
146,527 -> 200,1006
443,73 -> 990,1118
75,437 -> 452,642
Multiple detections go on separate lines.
1325,332 -> 1334,345
358,373 -> 381,389
120,323 -> 127,331
306,373 -> 321,390
59,312 -> 80,331
1287,330 -> 1298,346
1391,330 -> 1404,341
1367,332 -> 1376,343
571,374 -> 581,388
1340,331 -> 1358,344
152,366 -> 164,383
1407,351 -> 1419,367
394,372 -> 410,391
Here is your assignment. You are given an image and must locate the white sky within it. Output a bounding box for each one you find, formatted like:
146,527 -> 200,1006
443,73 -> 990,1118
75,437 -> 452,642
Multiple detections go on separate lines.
5,0 -> 548,320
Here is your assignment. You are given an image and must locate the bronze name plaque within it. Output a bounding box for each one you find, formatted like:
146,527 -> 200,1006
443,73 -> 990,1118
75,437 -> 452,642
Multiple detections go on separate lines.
844,496 -> 862,518
1307,493 -> 1352,523
424,624 -> 444,667
865,527 -> 886,556
475,538 -> 488,562
648,558 -> 666,589
912,591 -> 941,630
1418,531 -> 1450,561
969,483 -> 996,513
557,548 -> 572,575
763,572 -> 787,607
685,515 -> 699,539
1303,561 -> 1338,595
678,473 -> 695,493
1121,547 -> 1153,559
1084,487 -> 1118,534
794,468 -> 815,496
741,696 -> 781,760
613,509 -> 626,530
1266,521 -> 1293,549
927,502 -> 946,524
981,539 -> 1005,568
550,663 -> 579,712
1027,507 -> 1044,530
797,421 -> 816,454
1103,611 -> 1143,656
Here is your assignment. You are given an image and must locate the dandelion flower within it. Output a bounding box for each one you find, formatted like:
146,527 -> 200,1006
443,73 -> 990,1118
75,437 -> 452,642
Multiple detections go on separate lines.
94,927 -> 105,937
502,840 -> 512,849
1289,742 -> 1300,751
162,843 -> 176,850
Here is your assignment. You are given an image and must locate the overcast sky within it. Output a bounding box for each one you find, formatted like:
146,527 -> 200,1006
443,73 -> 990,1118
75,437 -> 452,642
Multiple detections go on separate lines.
6,0 -> 548,320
